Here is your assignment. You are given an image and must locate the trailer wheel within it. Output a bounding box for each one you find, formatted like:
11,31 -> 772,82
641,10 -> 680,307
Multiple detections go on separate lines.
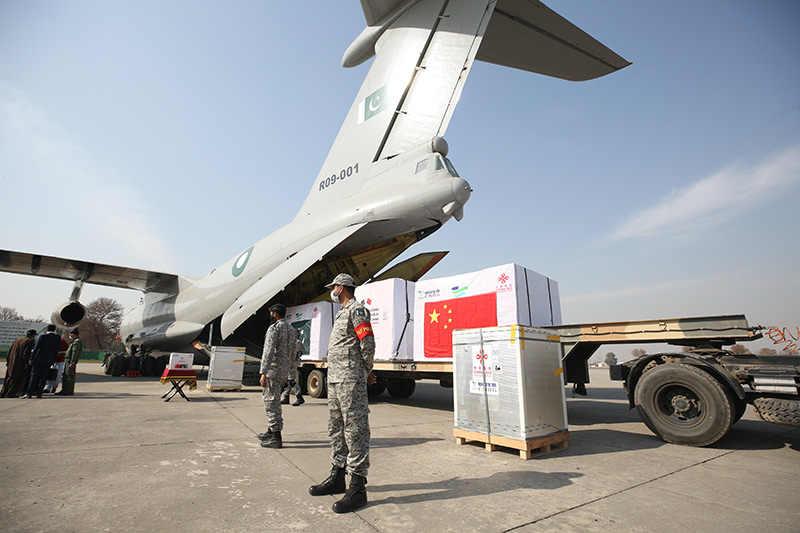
634,363 -> 734,446
367,381 -> 386,397
387,379 -> 416,398
307,369 -> 327,399
752,398 -> 800,428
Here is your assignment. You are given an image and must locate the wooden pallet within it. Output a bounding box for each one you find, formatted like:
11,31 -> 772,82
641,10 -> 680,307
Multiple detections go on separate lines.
454,429 -> 569,460
206,385 -> 242,392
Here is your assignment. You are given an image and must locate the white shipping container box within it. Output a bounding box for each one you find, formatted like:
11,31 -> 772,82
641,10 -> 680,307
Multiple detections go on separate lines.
286,302 -> 338,361
355,278 -> 415,361
413,263 -> 561,361
207,346 -> 246,390
168,352 -> 194,369
453,325 -> 568,441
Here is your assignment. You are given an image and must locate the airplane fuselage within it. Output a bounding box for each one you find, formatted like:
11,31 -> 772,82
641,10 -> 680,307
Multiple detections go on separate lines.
119,142 -> 471,353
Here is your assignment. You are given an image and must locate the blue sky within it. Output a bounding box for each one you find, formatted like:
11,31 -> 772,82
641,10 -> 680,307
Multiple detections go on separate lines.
1,1 -> 798,358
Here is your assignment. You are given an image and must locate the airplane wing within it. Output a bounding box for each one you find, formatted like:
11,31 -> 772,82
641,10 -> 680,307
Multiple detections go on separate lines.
477,0 -> 632,81
220,222 -> 368,338
0,249 -> 183,294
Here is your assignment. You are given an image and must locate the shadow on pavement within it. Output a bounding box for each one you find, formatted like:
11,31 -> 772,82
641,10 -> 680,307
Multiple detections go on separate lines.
371,470 -> 583,505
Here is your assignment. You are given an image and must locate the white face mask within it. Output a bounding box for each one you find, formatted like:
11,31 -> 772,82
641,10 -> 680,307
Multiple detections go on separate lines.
330,287 -> 339,302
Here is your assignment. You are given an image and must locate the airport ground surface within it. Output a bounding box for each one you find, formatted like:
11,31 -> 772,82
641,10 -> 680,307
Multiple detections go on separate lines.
1,363 -> 798,532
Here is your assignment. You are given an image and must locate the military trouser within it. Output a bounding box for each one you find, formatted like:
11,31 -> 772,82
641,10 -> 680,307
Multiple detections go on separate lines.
281,369 -> 302,401
61,364 -> 76,394
262,377 -> 286,432
327,380 -> 370,477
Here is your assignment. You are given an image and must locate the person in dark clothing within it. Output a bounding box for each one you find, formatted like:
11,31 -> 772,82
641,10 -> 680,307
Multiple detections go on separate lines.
21,325 -> 61,399
1,329 -> 36,398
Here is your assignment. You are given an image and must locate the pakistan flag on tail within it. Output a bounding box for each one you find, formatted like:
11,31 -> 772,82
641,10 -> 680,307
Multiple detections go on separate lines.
358,85 -> 387,124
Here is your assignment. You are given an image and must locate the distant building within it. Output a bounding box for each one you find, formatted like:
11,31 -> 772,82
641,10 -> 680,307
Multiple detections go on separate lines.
0,321 -> 48,358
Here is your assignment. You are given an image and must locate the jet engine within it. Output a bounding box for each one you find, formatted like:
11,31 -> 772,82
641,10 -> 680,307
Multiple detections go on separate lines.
51,301 -> 87,329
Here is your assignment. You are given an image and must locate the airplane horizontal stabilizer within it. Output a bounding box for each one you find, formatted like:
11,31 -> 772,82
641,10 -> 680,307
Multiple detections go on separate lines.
0,249 -> 185,294
477,0 -> 631,81
220,222 -> 367,338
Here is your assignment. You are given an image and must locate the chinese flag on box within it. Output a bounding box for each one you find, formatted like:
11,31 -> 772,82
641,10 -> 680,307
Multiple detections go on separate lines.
423,292 -> 497,358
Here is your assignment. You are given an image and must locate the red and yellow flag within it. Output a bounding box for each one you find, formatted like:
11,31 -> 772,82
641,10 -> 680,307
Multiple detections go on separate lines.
423,292 -> 497,358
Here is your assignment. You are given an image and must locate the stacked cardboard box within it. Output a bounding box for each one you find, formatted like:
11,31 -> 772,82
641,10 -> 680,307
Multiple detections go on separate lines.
355,278 -> 415,361
285,302 -> 338,361
413,263 -> 561,361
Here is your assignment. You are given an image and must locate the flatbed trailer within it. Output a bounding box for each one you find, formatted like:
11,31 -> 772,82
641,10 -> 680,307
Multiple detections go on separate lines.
298,314 -> 800,446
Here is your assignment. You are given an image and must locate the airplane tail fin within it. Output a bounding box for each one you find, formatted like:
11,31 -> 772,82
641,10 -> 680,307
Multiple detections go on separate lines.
295,0 -> 496,219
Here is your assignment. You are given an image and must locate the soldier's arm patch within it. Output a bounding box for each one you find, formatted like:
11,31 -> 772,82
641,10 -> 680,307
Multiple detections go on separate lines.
354,322 -> 373,341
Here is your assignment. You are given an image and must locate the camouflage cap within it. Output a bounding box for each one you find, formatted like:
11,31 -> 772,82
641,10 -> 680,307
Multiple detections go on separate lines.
325,273 -> 356,288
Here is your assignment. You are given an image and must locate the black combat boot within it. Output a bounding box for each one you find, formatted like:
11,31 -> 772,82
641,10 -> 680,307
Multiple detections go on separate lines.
292,395 -> 305,406
308,466 -> 346,496
332,474 -> 367,513
256,428 -> 272,440
280,396 -> 290,404
260,431 -> 282,448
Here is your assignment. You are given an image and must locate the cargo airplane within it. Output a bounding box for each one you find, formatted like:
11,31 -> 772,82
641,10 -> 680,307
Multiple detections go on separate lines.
0,0 -> 628,362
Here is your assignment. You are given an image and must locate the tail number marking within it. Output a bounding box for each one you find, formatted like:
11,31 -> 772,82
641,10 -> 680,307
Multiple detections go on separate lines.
319,163 -> 359,191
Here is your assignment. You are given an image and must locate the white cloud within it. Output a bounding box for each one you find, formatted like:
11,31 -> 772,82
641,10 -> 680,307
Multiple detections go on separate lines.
604,145 -> 800,244
0,82 -> 174,271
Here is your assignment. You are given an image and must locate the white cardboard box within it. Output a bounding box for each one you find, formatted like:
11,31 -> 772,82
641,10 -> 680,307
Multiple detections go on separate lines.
207,346 -> 246,390
453,325 -> 568,441
286,302 -> 338,361
413,263 -> 561,361
168,352 -> 194,369
355,278 -> 415,361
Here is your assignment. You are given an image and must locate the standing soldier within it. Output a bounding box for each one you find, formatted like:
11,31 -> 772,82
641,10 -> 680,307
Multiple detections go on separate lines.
309,273 -> 375,513
281,335 -> 305,406
58,328 -> 83,396
257,303 -> 296,449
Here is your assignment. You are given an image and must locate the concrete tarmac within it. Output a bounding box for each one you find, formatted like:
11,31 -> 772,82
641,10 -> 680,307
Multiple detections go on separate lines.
1,364 -> 797,532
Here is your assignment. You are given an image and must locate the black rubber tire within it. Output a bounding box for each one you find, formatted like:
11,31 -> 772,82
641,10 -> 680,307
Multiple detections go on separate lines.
112,354 -> 127,376
367,381 -> 386,397
140,355 -> 156,377
307,369 -> 327,399
154,355 -> 167,376
104,354 -> 116,375
752,398 -> 800,428
126,355 -> 140,373
634,363 -> 734,446
387,379 -> 416,398
733,397 -> 747,424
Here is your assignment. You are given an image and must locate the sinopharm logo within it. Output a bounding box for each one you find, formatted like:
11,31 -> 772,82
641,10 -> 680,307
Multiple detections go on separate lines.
232,246 -> 254,277
358,85 -> 387,124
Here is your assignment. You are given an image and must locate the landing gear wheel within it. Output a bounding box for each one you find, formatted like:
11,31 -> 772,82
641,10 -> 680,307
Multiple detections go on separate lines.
634,363 -> 734,446
307,369 -> 327,399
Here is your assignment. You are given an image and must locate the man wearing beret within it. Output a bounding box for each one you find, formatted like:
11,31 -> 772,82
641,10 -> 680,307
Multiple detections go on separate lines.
257,303 -> 297,449
309,273 -> 375,513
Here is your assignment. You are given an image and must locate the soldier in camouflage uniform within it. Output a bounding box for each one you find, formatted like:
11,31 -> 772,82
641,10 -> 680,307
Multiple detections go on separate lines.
309,273 -> 375,514
257,303 -> 297,449
281,337 -> 305,406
